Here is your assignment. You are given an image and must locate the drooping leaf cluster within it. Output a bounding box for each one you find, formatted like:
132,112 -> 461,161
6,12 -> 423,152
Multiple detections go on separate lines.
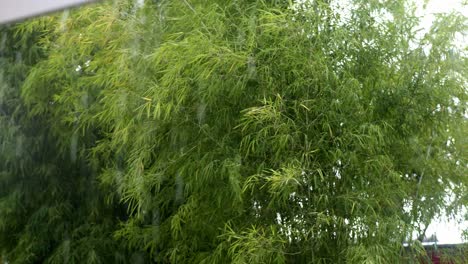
0,0 -> 466,263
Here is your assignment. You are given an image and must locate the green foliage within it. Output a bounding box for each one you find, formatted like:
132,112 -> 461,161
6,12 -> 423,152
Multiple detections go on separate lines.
0,0 -> 466,263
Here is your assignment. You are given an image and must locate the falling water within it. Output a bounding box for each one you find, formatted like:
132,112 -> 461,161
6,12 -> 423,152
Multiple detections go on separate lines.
70,131 -> 78,162
197,102 -> 206,126
175,173 -> 184,204
62,239 -> 71,263
15,51 -> 22,63
136,0 -> 145,9
15,135 -> 23,158
81,91 -> 89,109
130,0 -> 148,58
0,70 -> 5,105
115,166 -> 125,190
0,35 -> 5,108
152,208 -> 161,252
0,32 -> 6,52
59,10 -> 70,32
247,55 -> 257,80
130,252 -> 145,264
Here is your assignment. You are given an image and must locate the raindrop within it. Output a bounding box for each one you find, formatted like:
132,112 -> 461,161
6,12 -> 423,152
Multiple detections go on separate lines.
197,102 -> 206,125
70,132 -> 78,162
130,252 -> 145,264
247,55 -> 257,80
0,32 -> 7,52
81,91 -> 89,108
152,209 -> 160,225
59,10 -> 70,32
136,0 -> 145,9
15,52 -> 22,63
0,71 -> 5,105
128,0 -> 146,58
15,135 -> 23,157
75,65 -> 82,72
237,30 -> 246,47
130,39 -> 140,58
152,209 -> 161,242
175,173 -> 184,204
61,237 -> 71,263
115,168 -> 124,187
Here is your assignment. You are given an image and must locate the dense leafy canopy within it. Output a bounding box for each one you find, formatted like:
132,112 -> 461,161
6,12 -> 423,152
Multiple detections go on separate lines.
0,0 -> 466,263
